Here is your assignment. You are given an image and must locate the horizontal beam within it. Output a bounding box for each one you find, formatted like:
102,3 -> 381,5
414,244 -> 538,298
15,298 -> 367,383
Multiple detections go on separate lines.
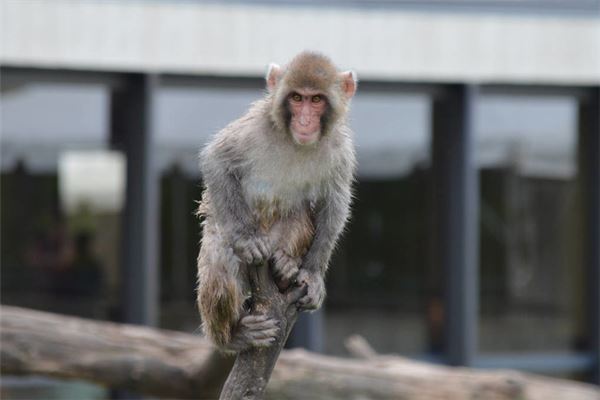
4,66 -> 598,101
480,84 -> 597,100
0,66 -> 128,91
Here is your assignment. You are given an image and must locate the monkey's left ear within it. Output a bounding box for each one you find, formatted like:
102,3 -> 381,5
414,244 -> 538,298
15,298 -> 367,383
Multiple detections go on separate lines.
266,63 -> 282,92
340,71 -> 358,99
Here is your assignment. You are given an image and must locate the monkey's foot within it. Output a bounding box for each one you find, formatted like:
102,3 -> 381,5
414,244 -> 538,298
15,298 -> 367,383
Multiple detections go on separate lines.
271,250 -> 301,291
296,270 -> 325,311
233,235 -> 271,265
228,314 -> 279,351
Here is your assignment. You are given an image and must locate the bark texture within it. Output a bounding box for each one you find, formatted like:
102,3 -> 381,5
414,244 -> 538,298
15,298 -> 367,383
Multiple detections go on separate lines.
0,305 -> 234,398
218,260 -> 306,399
1,305 -> 599,400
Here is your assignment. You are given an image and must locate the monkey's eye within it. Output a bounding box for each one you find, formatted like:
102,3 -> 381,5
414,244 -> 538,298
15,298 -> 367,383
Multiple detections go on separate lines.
311,95 -> 322,103
291,93 -> 302,102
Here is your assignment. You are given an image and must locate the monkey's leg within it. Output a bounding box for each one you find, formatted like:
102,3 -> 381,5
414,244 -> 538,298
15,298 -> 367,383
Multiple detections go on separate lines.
197,223 -> 279,351
271,250 -> 302,290
269,209 -> 315,291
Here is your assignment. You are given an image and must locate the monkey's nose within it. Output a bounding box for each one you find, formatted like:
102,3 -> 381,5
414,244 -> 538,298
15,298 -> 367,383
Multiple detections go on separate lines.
299,116 -> 310,126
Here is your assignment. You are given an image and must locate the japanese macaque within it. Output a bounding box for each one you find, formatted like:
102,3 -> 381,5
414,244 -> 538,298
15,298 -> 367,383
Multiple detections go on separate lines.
196,51 -> 357,352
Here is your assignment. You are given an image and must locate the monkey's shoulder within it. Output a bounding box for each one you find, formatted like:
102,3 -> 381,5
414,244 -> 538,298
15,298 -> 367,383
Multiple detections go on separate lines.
203,103 -> 268,153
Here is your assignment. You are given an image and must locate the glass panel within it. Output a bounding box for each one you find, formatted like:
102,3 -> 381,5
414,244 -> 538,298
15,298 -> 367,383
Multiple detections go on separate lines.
1,83 -> 114,399
158,166 -> 204,331
155,86 -> 263,174
155,86 -> 264,331
476,95 -> 584,353
326,92 -> 437,355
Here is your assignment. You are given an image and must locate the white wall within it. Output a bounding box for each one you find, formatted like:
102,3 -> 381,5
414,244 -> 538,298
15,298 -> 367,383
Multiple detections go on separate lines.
1,0 -> 599,84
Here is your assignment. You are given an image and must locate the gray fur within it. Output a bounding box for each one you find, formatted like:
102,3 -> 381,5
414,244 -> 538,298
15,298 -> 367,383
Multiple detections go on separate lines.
197,51 -> 356,350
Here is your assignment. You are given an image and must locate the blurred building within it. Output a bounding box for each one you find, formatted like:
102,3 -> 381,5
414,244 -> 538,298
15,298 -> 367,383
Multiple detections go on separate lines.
1,0 -> 599,398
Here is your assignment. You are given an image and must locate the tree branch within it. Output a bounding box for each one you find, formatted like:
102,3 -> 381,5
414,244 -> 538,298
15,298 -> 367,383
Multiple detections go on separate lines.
219,261 -> 306,399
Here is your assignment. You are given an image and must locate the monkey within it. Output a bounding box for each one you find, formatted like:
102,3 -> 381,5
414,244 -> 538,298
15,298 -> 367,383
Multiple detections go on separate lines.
196,51 -> 357,352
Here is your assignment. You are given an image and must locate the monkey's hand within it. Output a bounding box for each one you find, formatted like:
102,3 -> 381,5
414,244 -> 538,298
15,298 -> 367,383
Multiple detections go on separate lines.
232,234 -> 271,265
271,250 -> 301,291
296,269 -> 325,311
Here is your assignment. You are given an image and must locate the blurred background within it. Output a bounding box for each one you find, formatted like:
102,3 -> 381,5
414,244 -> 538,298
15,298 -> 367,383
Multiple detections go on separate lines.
1,0 -> 599,398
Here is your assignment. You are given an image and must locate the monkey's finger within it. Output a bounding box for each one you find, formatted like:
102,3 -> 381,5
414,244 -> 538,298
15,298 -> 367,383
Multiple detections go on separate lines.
245,247 -> 254,259
297,303 -> 318,312
273,256 -> 297,277
250,337 -> 277,347
246,319 -> 279,331
272,263 -> 287,278
297,294 -> 319,309
272,252 -> 284,267
249,327 -> 279,340
256,238 -> 270,258
240,314 -> 269,326
238,247 -> 252,263
249,243 -> 264,262
297,295 -> 310,306
282,263 -> 299,280
287,284 -> 308,304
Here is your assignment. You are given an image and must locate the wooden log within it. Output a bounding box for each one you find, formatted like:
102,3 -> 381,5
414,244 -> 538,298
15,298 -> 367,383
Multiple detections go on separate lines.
1,306 -> 599,400
0,305 -> 233,398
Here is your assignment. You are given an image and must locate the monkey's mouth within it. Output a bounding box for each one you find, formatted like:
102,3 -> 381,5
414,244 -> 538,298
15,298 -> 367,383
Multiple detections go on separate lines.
292,129 -> 320,145
291,118 -> 320,145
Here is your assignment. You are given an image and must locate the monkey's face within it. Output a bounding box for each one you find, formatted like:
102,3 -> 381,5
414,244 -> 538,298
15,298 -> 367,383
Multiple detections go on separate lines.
287,89 -> 328,146
266,53 -> 356,145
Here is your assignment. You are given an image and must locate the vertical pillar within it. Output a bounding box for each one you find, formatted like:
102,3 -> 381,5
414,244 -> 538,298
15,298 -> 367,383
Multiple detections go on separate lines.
110,74 -> 160,326
170,166 -> 189,300
579,87 -> 600,384
431,84 -> 479,366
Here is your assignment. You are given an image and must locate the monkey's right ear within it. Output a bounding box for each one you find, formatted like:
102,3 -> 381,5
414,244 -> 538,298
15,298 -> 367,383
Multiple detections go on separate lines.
266,63 -> 282,92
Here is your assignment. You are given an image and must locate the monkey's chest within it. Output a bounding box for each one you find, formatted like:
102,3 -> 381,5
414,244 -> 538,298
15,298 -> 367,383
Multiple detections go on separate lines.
244,175 -> 320,211
242,145 -> 330,218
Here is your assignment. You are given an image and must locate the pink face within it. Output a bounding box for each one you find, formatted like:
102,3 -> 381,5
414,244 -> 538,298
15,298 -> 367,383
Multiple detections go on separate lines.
288,90 -> 327,146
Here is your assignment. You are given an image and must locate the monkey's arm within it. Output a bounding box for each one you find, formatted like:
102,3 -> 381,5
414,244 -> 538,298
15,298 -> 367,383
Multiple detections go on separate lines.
200,141 -> 269,263
297,170 -> 353,310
